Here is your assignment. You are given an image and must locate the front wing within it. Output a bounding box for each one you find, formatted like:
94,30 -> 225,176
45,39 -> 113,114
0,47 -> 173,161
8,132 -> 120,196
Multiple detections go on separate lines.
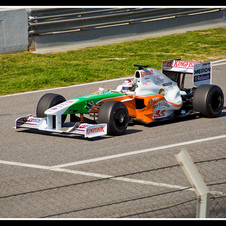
14,115 -> 107,138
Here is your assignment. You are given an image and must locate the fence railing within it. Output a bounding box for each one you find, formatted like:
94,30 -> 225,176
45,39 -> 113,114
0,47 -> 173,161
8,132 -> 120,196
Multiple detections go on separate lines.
27,8 -> 221,36
26,7 -> 225,53
0,8 -> 224,54
176,149 -> 210,218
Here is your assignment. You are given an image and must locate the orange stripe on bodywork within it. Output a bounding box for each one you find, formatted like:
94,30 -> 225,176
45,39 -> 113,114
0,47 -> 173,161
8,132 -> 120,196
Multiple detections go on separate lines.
168,101 -> 183,108
94,93 -> 182,124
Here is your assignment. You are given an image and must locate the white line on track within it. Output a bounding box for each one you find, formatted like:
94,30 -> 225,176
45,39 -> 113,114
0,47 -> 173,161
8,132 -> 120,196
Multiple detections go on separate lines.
0,134 -> 225,194
0,160 -> 223,195
212,58 -> 226,64
50,134 -> 226,168
212,62 -> 226,67
0,159 -> 191,191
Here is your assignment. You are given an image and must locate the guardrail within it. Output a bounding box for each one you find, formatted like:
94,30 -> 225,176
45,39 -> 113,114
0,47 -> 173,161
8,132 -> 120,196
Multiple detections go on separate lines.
28,8 -> 221,36
0,8 -> 225,54
27,7 -> 226,53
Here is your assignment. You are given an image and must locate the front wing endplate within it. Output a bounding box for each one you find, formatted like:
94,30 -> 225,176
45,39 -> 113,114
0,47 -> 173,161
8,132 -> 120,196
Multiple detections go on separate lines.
14,115 -> 107,138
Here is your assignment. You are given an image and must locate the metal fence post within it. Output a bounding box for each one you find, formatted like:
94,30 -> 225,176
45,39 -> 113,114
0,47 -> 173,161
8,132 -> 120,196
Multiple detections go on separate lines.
175,149 -> 210,218
196,193 -> 210,218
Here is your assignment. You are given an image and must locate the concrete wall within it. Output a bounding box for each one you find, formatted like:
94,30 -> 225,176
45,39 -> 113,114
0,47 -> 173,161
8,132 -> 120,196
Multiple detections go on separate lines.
0,8 -> 28,54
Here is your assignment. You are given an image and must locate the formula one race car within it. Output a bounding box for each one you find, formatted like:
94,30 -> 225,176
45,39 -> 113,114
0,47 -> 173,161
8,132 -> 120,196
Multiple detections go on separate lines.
15,59 -> 224,138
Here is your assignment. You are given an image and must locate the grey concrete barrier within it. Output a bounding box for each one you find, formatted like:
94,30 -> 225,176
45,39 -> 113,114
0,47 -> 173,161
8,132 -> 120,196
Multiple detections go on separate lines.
0,8 -> 28,54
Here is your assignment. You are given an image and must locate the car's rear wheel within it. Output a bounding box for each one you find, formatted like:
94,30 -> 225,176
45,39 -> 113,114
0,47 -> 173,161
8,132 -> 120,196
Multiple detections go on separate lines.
36,93 -> 67,125
193,84 -> 224,118
98,101 -> 129,135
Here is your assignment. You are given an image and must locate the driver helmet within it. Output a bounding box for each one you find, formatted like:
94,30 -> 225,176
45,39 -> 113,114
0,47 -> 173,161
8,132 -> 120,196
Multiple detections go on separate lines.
122,79 -> 136,93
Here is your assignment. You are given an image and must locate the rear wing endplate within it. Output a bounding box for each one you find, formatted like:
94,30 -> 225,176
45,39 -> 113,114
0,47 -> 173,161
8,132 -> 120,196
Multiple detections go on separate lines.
162,60 -> 212,88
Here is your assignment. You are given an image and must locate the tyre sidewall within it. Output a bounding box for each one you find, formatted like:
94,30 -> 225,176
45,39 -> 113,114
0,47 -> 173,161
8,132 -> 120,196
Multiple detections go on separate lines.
36,93 -> 66,117
206,86 -> 224,117
36,93 -> 67,125
98,101 -> 129,135
193,85 -> 224,118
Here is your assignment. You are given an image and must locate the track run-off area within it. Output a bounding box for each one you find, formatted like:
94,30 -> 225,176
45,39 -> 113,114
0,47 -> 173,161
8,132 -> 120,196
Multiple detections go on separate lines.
0,59 -> 226,218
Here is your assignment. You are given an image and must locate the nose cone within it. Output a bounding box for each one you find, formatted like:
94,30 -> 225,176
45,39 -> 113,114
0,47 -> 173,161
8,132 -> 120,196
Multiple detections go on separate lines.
44,99 -> 80,115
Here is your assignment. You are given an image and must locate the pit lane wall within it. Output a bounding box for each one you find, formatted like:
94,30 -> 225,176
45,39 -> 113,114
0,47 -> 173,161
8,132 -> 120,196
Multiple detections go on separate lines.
0,8 -> 226,54
0,8 -> 28,54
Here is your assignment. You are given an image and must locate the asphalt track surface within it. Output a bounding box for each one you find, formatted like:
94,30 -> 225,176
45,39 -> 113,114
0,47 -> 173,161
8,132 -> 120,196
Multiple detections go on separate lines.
0,60 -> 226,218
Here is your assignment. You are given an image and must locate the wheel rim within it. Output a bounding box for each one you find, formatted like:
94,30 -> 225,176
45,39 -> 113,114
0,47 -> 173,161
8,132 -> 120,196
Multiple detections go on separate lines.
210,91 -> 223,113
115,109 -> 127,128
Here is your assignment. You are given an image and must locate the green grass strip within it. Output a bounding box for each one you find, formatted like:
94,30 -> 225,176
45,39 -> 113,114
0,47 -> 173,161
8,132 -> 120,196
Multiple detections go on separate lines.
0,27 -> 225,95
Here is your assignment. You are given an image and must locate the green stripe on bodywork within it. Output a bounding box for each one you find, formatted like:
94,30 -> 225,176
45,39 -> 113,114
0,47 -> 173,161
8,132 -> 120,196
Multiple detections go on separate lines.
63,91 -> 125,114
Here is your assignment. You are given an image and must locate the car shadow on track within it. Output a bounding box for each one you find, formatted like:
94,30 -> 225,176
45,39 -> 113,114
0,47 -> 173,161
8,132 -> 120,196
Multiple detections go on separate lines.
16,129 -> 109,141
16,127 -> 143,141
15,107 -> 226,140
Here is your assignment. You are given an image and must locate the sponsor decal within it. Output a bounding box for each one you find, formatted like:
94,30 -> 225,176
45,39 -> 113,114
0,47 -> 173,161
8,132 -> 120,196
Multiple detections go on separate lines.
50,107 -> 58,111
61,99 -> 79,106
70,123 -> 89,133
21,123 -> 36,128
162,60 -> 174,67
152,97 -> 160,102
193,62 -> 211,86
153,101 -> 170,109
65,100 -> 75,104
162,82 -> 172,87
172,60 -> 199,68
74,129 -> 85,134
154,110 -> 165,117
27,117 -> 41,123
158,88 -> 165,96
194,73 -> 210,82
87,126 -> 105,135
154,75 -> 165,85
194,67 -> 210,74
162,60 -> 200,74
140,69 -> 155,77
79,124 -> 89,129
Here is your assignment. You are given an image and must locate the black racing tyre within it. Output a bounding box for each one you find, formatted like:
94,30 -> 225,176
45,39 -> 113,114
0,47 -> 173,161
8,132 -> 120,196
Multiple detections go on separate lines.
193,84 -> 224,118
98,101 -> 129,135
36,93 -> 67,124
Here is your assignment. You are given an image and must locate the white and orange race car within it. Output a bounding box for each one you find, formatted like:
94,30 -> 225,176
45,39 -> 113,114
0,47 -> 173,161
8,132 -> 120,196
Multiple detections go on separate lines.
15,59 -> 224,138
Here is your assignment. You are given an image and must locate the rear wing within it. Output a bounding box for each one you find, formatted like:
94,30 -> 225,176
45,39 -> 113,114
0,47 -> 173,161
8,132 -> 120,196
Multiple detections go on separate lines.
162,59 -> 212,89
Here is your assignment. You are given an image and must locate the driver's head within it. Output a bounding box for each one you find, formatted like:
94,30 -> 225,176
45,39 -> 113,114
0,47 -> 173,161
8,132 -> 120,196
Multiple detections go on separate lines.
122,79 -> 135,93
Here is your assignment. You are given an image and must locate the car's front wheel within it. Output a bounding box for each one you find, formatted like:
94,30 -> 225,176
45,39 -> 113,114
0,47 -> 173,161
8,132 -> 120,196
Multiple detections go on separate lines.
36,93 -> 67,125
98,101 -> 129,135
